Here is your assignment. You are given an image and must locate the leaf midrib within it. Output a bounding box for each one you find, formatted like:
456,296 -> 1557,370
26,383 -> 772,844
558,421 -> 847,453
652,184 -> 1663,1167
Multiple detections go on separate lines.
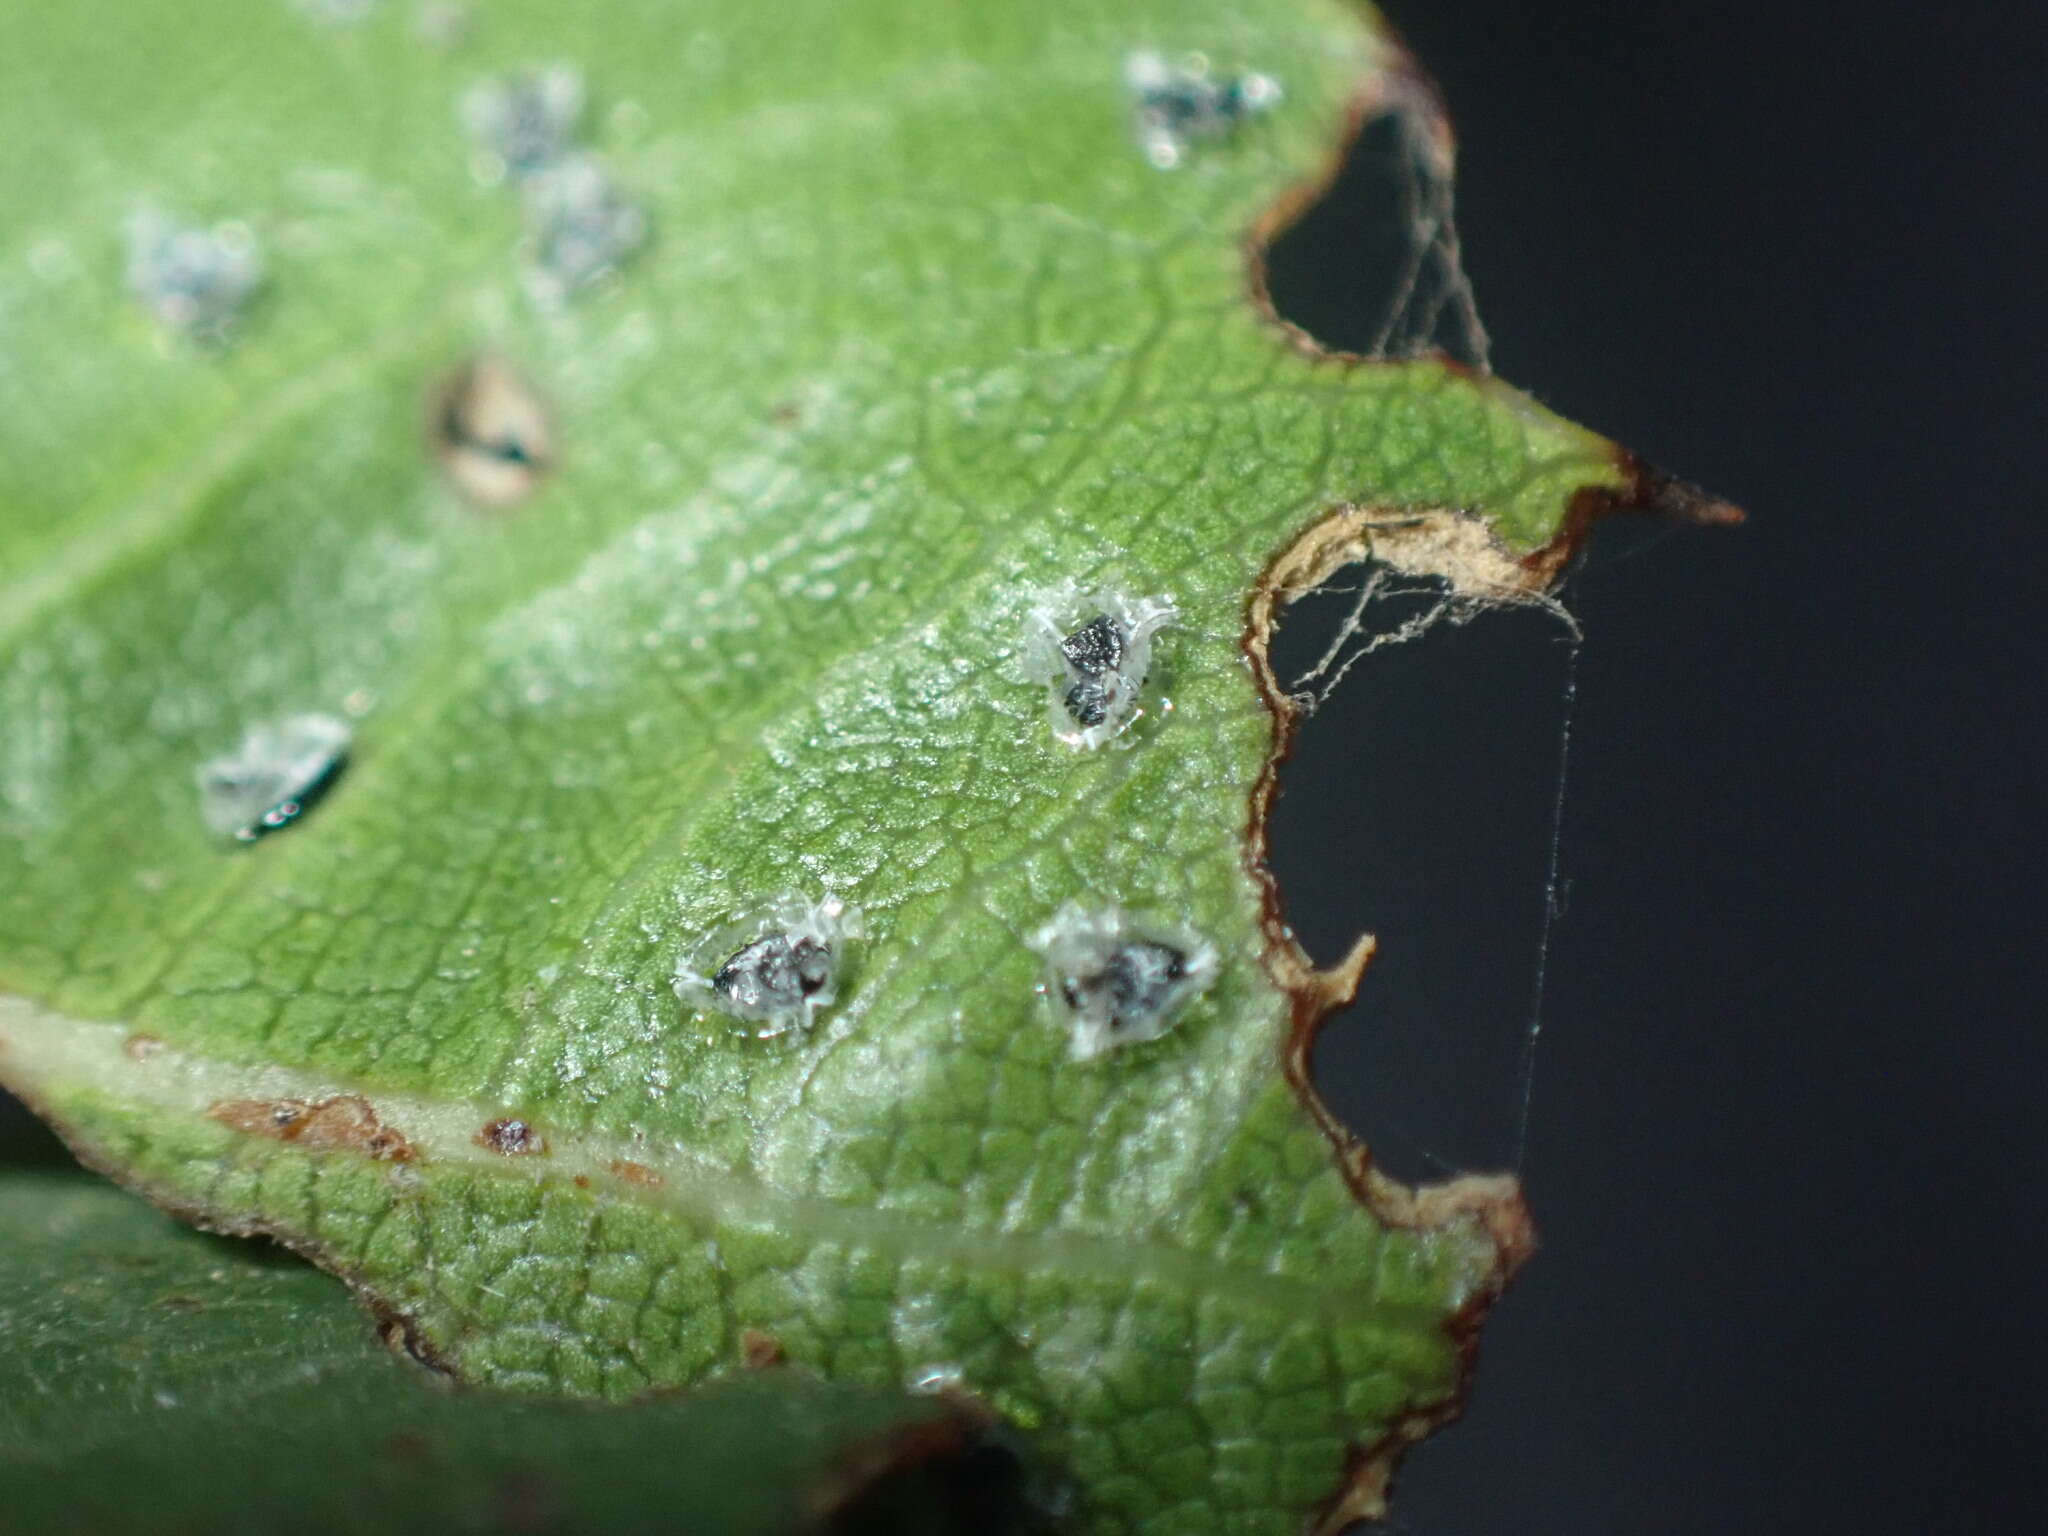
0,998 -> 1436,1330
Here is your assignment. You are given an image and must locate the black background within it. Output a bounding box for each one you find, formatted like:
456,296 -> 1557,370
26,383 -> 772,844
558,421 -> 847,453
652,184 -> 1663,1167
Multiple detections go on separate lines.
3,3 -> 2041,1532
1267,2 -> 2046,1533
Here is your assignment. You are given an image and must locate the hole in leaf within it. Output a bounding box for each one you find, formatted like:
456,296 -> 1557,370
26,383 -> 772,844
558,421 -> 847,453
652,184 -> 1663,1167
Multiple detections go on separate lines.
1266,560 -> 1576,1184
1261,95 -> 1489,366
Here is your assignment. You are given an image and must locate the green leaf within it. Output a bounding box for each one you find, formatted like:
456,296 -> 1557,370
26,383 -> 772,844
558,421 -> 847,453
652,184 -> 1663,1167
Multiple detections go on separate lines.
0,1169 -> 1025,1534
0,1 -> 1728,1529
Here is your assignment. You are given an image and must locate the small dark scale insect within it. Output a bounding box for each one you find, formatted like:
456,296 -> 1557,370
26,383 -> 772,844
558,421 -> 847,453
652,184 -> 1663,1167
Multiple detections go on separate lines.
1135,74 -> 1263,137
1057,939 -> 1190,1035
712,933 -> 834,1019
123,210 -> 262,346
678,893 -> 863,1038
1059,614 -> 1128,728
216,755 -> 346,842
1025,589 -> 1174,748
521,157 -> 647,298
1029,903 -> 1217,1059
1062,679 -> 1111,729
196,714 -> 351,843
1124,51 -> 1282,170
460,66 -> 586,182
1059,613 -> 1126,678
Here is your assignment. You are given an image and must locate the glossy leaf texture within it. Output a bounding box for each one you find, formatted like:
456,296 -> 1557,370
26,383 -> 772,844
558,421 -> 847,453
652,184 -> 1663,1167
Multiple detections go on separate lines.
0,0 -> 1701,1530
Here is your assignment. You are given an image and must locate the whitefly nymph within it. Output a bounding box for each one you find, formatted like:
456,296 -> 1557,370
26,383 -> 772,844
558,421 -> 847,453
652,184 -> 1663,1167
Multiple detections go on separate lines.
196,713 -> 351,842
1030,903 -> 1217,1060
459,64 -> 585,182
123,209 -> 263,347
1021,584 -> 1175,749
1124,50 -> 1282,170
521,154 -> 647,299
677,892 -> 864,1038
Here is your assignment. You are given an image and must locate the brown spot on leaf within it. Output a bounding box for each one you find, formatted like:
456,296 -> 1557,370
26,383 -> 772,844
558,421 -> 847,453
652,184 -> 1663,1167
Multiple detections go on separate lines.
572,1174 -> 591,1190
429,355 -> 552,508
475,1117 -> 546,1156
208,1095 -> 413,1162
5,1058 -> 452,1391
123,1033 -> 164,1062
740,1329 -> 784,1369
607,1158 -> 662,1189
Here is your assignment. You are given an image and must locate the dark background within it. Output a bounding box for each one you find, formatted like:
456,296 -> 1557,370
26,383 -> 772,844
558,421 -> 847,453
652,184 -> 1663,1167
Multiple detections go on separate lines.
1267,2 -> 2046,1533
3,3 -> 2040,1532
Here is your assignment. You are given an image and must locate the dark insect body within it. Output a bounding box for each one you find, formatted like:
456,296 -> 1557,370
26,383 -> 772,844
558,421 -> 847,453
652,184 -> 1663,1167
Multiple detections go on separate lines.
1058,939 -> 1191,1036
1059,614 -> 1126,678
1059,613 -> 1129,728
233,751 -> 348,842
713,934 -> 834,1018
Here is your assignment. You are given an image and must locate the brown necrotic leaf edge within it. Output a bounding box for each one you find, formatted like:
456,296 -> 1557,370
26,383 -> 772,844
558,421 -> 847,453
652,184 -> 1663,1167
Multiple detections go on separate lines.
1239,31 -> 1740,1533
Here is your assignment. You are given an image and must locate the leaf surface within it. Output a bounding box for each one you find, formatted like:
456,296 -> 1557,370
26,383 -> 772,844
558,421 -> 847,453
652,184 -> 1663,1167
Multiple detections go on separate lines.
0,1170 -> 1011,1534
0,0 -> 1720,1528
